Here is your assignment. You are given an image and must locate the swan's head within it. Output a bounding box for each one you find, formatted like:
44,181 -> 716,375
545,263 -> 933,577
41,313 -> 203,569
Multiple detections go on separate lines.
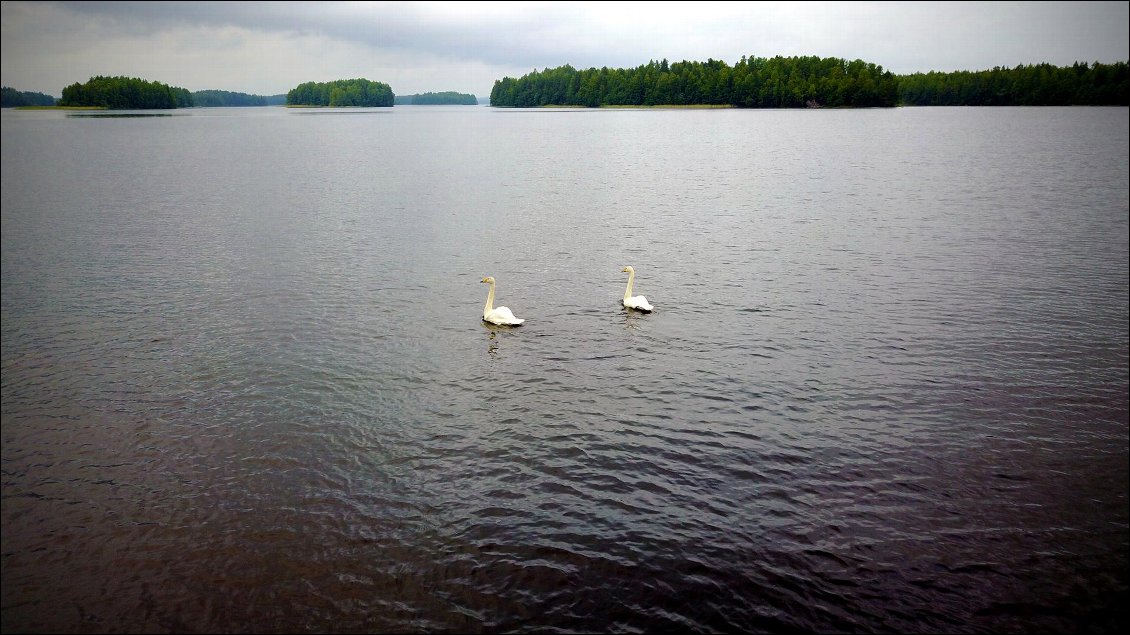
481,276 -> 495,284
622,266 -> 634,274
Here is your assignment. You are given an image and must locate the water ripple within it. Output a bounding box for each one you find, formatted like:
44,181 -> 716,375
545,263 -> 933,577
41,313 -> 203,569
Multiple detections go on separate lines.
3,106 -> 1127,634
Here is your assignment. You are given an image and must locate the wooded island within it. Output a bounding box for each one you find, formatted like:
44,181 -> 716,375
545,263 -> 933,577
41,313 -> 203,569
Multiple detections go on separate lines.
489,56 -> 1128,108
286,79 -> 394,107
394,91 -> 478,105
6,55 -> 1126,110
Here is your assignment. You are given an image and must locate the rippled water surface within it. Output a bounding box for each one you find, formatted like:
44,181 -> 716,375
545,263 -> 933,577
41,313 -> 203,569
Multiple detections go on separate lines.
2,105 -> 1128,633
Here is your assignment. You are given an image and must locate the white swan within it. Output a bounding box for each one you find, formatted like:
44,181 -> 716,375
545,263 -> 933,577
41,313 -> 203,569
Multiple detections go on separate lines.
621,266 -> 654,312
480,276 -> 525,325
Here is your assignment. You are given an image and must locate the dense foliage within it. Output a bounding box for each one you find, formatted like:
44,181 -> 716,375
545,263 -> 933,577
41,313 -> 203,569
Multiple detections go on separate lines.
490,56 -> 899,108
58,76 -> 192,108
898,61 -> 1128,106
1,86 -> 57,107
394,91 -> 478,105
490,56 -> 1129,108
13,56 -> 1125,112
192,89 -> 267,107
286,79 -> 394,107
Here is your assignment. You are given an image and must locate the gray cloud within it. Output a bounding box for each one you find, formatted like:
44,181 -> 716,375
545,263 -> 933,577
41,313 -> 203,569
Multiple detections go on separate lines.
3,1 -> 1127,98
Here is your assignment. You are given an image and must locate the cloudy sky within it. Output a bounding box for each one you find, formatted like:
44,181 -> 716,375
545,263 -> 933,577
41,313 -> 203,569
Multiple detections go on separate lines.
2,1 -> 1127,98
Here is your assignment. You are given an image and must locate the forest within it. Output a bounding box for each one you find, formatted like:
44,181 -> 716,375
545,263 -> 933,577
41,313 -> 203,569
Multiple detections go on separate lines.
9,57 -> 1127,110
57,75 -> 192,109
192,90 -> 288,106
286,79 -> 394,107
394,91 -> 478,105
490,56 -> 900,108
192,89 -> 268,107
1,87 -> 57,107
9,80 -> 289,108
490,56 -> 1128,108
898,61 -> 1127,106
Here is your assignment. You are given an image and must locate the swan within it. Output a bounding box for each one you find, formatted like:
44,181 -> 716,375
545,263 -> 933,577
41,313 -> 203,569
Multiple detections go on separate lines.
480,276 -> 525,325
621,266 -> 654,312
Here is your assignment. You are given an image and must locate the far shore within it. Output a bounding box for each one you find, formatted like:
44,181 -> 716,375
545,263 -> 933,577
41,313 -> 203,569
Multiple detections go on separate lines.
13,105 -> 107,110
9,103 -> 740,111
540,103 -> 733,109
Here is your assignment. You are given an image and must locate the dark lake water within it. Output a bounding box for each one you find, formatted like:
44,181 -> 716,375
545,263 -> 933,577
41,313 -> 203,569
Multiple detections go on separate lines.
2,105 -> 1127,634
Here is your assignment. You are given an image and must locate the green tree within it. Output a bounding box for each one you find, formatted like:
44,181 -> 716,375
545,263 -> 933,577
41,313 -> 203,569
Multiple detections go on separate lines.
896,61 -> 1127,106
396,91 -> 477,105
488,55 -> 901,108
57,76 -> 191,109
287,79 -> 394,107
1,87 -> 57,107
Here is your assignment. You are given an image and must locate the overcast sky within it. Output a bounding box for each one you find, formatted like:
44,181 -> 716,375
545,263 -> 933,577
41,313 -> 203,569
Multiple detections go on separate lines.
2,1 -> 1128,98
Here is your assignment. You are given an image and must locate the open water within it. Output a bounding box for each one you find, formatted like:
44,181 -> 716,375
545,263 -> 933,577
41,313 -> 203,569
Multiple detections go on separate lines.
2,105 -> 1127,633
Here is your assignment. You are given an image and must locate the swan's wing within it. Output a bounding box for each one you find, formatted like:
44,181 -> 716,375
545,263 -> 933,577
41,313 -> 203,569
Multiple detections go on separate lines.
484,313 -> 512,325
626,296 -> 653,312
492,306 -> 519,320
486,306 -> 524,325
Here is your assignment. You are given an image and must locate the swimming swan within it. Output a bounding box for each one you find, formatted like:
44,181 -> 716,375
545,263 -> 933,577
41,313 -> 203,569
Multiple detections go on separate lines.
621,266 -> 654,312
480,276 -> 525,325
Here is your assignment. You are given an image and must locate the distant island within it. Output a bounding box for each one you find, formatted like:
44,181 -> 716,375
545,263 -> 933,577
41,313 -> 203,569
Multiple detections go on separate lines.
490,56 -> 1129,108
1,86 -> 57,107
5,56 -> 1126,110
192,89 -> 267,107
394,91 -> 478,105
286,79 -> 393,107
5,78 -> 287,109
899,61 -> 1127,106
189,90 -> 288,106
55,75 -> 192,109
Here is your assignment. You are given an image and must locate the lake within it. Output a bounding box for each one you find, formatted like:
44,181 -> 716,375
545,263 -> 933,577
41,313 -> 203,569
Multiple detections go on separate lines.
2,104 -> 1127,634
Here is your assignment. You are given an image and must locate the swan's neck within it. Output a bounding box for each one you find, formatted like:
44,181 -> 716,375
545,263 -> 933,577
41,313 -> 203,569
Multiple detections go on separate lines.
484,282 -> 496,317
623,270 -> 636,301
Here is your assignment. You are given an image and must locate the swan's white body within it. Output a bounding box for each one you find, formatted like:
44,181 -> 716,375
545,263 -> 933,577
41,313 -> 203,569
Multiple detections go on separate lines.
480,276 -> 525,325
621,266 -> 654,312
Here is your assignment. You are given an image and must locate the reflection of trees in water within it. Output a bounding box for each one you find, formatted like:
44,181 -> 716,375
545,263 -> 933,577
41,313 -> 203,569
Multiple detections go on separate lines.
66,113 -> 176,118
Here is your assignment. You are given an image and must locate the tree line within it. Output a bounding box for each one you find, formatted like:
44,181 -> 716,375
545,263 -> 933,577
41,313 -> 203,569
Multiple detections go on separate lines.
2,87 -> 57,107
192,89 -> 267,107
898,61 -> 1127,106
16,76 -> 395,109
15,59 -> 1127,110
394,91 -> 478,105
58,75 -> 192,109
490,56 -> 1129,108
190,90 -> 288,106
286,79 -> 394,107
490,56 -> 900,108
